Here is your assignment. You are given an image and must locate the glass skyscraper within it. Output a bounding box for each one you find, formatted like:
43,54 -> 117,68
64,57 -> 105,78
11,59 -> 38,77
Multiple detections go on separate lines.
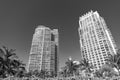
78,11 -> 117,71
28,25 -> 59,75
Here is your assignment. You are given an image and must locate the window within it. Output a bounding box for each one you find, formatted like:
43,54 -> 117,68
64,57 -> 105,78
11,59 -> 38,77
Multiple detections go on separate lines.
51,34 -> 54,41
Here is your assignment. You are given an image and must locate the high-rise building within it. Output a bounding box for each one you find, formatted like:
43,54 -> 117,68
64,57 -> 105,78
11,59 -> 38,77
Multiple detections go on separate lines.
78,11 -> 117,71
28,25 -> 59,75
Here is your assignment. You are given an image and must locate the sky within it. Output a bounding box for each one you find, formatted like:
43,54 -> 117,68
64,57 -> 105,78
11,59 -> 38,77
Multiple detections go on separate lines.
0,0 -> 120,68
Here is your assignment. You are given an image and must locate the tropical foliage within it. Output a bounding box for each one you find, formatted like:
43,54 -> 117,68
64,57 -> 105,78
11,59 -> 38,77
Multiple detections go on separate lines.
106,49 -> 120,75
94,49 -> 120,78
79,58 -> 93,73
59,58 -> 80,77
60,66 -> 68,77
60,57 -> 93,77
94,64 -> 118,78
1,45 -> 120,80
0,46 -> 26,78
65,58 -> 79,76
25,69 -> 55,79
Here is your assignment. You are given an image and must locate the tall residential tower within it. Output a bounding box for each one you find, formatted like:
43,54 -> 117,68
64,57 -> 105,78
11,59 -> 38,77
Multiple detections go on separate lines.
28,25 -> 59,75
78,11 -> 117,71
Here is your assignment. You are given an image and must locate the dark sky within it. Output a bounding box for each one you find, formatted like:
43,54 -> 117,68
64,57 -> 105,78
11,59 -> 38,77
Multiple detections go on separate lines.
0,0 -> 120,67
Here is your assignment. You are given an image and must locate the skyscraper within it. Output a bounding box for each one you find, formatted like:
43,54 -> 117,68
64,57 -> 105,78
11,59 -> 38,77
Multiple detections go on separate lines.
28,25 -> 59,75
78,11 -> 117,71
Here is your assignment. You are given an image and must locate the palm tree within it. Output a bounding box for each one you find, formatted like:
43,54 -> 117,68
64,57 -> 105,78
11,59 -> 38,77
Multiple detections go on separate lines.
15,63 -> 26,78
38,70 -> 48,79
106,49 -> 120,75
32,70 -> 40,78
97,64 -> 118,78
50,71 -> 56,78
80,58 -> 93,73
0,46 -> 17,78
0,46 -> 26,78
65,57 -> 79,77
24,70 -> 33,78
60,66 -> 68,77
94,70 -> 102,78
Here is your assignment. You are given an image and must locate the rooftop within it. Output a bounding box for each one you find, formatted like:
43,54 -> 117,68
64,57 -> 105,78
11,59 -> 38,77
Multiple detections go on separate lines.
36,25 -> 50,29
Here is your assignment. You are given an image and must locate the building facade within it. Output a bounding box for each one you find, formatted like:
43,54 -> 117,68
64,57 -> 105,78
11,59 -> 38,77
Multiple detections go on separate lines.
28,25 -> 59,75
78,11 -> 117,71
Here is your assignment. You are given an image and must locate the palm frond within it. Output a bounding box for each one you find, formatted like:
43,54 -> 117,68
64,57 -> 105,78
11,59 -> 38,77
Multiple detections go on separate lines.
0,48 -> 4,55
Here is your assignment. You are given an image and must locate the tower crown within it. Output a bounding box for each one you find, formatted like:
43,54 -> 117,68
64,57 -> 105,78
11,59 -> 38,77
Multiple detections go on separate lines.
79,10 -> 99,21
36,25 -> 50,29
